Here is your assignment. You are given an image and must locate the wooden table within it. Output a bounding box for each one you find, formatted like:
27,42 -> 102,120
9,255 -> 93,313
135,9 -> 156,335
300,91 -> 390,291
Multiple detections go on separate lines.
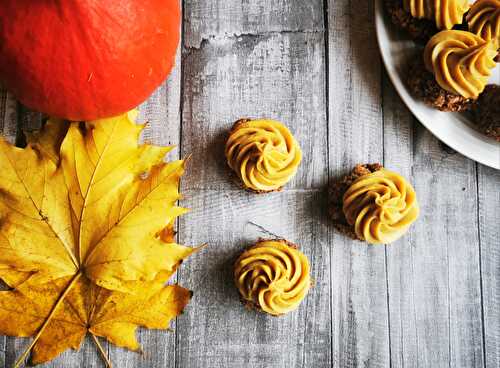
1,1 -> 499,367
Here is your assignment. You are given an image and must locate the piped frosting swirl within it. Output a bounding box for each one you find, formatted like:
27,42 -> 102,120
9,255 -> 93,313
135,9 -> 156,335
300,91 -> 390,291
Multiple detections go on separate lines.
225,119 -> 302,192
343,170 -> 419,244
424,30 -> 497,99
467,0 -> 500,45
234,239 -> 311,316
402,0 -> 470,29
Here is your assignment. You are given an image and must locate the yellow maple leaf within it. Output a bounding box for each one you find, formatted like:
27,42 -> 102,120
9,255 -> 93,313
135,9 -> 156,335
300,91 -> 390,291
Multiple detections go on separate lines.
0,272 -> 192,365
0,111 -> 197,366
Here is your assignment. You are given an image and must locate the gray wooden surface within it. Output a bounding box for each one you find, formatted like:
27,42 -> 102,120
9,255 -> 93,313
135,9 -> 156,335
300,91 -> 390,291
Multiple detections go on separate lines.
1,1 -> 499,367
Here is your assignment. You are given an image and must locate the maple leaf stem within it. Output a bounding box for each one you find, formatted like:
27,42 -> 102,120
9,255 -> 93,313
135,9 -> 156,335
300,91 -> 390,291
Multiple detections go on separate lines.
91,334 -> 113,368
13,272 -> 83,368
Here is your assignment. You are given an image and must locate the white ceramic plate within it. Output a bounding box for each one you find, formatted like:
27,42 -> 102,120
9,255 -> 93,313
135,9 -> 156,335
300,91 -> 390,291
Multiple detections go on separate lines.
374,0 -> 500,169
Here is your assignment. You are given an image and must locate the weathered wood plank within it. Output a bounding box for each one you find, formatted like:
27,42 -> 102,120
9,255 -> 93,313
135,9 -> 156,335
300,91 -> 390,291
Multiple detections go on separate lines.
176,190 -> 331,368
184,0 -> 324,48
327,0 -> 389,367
180,32 -> 328,191
383,71 -> 418,367
478,165 -> 500,368
383,75 -> 484,368
0,86 -> 18,143
383,65 -> 484,367
18,105 -> 42,133
5,339 -> 107,368
381,73 -> 418,368
138,50 -> 182,155
178,4 -> 330,365
415,128 -> 482,368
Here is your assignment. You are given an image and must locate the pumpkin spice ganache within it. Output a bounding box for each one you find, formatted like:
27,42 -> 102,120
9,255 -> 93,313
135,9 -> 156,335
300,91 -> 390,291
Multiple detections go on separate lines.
225,119 -> 302,193
424,30 -> 497,99
467,0 -> 500,45
234,239 -> 311,316
329,164 -> 419,245
403,0 -> 469,30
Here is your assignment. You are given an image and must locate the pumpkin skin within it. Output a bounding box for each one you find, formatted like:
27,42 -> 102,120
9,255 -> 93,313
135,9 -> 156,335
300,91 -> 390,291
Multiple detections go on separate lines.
0,0 -> 180,121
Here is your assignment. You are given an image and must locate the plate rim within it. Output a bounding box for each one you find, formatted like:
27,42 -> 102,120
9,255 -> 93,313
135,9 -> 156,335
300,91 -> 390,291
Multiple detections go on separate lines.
374,0 -> 500,170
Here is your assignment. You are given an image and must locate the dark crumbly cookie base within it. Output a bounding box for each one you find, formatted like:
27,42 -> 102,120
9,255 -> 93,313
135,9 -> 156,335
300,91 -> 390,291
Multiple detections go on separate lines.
384,0 -> 438,44
230,118 -> 251,133
227,118 -> 283,194
235,238 -> 299,316
328,163 -> 384,241
407,58 -> 472,112
473,85 -> 500,142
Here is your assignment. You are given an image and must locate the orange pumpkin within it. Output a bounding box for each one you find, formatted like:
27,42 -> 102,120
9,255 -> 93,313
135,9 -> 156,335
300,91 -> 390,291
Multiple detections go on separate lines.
0,0 -> 181,120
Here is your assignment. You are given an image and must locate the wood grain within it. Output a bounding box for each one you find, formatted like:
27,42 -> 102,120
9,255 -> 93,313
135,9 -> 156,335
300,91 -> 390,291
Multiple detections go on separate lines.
327,1 -> 390,367
17,105 -> 42,133
416,129 -> 483,368
180,32 -> 328,191
0,86 -> 18,143
478,165 -> 500,368
381,73 -> 418,368
178,1 -> 330,366
383,72 -> 485,368
184,0 -> 324,49
176,190 -> 331,368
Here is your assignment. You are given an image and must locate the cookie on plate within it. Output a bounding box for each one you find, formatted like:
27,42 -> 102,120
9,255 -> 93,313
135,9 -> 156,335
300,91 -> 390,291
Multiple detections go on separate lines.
385,0 -> 469,43
406,56 -> 473,112
408,30 -> 497,111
